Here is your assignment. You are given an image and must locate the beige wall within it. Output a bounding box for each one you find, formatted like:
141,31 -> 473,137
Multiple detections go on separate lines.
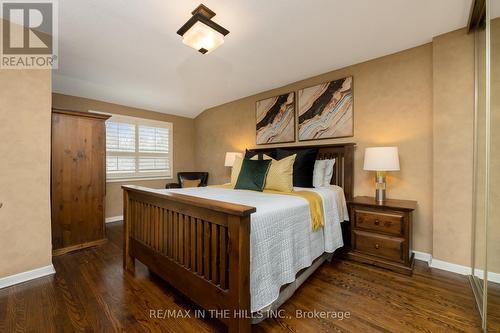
195,29 -> 481,265
432,29 -> 475,267
52,94 -> 196,218
0,69 -> 52,277
50,30 -> 476,266
0,24 -> 481,276
195,44 -> 435,254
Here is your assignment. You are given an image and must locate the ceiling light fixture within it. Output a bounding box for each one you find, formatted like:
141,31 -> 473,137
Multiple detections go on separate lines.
177,4 -> 229,54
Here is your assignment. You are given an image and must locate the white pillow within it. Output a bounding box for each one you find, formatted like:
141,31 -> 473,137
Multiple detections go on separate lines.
313,160 -> 327,188
323,159 -> 336,185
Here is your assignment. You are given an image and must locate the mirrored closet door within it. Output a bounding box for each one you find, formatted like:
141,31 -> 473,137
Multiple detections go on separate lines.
471,0 -> 500,331
487,0 -> 500,331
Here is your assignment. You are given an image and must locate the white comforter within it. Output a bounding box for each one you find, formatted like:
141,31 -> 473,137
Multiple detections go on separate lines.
161,185 -> 348,312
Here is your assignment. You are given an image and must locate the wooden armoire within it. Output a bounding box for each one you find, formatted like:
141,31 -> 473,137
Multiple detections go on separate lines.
51,109 -> 110,255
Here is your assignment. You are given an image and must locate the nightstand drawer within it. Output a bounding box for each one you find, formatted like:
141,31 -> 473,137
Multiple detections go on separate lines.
354,209 -> 404,236
353,230 -> 404,263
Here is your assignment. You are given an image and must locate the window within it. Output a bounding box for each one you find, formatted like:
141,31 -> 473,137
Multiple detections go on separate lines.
101,113 -> 173,181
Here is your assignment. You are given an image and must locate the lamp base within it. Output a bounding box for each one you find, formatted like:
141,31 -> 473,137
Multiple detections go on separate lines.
375,171 -> 386,204
375,188 -> 386,203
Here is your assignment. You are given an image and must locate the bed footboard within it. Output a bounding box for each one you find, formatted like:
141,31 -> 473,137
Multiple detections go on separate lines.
122,185 -> 255,333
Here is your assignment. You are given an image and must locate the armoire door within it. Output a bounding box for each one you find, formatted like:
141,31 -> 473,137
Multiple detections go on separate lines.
51,109 -> 109,254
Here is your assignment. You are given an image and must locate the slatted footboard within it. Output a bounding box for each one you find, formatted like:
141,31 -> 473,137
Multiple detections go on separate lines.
122,185 -> 255,333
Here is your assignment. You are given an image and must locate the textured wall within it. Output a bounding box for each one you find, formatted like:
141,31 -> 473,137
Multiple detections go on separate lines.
54,29 -> 479,267
52,94 -> 196,218
0,69 -> 52,277
432,28 -> 475,267
195,44 -> 435,255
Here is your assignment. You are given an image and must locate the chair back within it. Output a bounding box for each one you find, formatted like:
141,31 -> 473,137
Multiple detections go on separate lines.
177,172 -> 209,187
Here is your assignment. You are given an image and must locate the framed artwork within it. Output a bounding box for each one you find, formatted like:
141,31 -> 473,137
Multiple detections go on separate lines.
298,76 -> 353,141
255,92 -> 295,144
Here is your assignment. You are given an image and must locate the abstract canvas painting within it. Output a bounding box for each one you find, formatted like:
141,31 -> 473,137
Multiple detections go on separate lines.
256,92 -> 295,144
298,76 -> 353,141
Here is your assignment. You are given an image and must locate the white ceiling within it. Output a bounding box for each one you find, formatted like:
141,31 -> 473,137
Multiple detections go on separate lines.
53,0 -> 472,118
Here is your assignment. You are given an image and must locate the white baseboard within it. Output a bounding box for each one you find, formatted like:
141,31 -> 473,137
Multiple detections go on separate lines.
430,258 -> 472,275
473,269 -> 500,284
412,251 -> 499,281
419,254 -> 500,283
413,251 -> 472,276
0,264 -> 56,289
413,251 -> 432,263
105,215 -> 123,223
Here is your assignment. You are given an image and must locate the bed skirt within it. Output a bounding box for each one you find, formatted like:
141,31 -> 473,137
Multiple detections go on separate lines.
251,252 -> 333,324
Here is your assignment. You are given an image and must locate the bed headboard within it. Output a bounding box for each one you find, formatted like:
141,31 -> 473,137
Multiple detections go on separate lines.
251,143 -> 355,201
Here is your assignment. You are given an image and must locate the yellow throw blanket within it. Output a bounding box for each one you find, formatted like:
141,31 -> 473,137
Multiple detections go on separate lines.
265,190 -> 324,231
210,184 -> 324,231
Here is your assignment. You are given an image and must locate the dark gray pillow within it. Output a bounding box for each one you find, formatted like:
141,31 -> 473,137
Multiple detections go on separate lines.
275,148 -> 318,188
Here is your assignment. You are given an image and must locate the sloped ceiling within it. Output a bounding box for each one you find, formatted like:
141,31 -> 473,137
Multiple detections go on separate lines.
53,0 -> 472,118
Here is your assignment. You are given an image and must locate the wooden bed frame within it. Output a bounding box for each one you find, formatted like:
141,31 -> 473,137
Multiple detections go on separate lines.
122,143 -> 355,333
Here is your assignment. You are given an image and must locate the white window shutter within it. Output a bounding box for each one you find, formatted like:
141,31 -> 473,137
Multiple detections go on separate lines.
106,122 -> 136,152
102,113 -> 173,180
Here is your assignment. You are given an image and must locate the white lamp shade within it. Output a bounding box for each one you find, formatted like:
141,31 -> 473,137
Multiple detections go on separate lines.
224,152 -> 242,167
182,21 -> 225,54
363,147 -> 400,171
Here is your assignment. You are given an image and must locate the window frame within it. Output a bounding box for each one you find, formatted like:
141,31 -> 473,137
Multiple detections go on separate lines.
92,111 -> 174,182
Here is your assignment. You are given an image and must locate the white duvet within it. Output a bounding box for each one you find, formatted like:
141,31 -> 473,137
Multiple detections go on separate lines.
161,185 -> 348,312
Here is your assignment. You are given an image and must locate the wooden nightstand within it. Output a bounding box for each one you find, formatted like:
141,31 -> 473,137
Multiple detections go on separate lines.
347,196 -> 417,275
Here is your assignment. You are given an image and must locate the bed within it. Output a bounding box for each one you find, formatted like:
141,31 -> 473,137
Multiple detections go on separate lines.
122,143 -> 355,333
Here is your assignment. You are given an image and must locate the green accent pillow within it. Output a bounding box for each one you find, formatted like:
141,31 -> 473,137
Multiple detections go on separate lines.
234,159 -> 272,192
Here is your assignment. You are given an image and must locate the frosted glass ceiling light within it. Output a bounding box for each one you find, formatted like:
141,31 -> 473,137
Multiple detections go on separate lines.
177,4 -> 229,54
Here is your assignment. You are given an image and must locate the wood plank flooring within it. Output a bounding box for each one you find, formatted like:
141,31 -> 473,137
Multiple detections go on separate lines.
489,282 -> 500,332
0,222 -> 488,333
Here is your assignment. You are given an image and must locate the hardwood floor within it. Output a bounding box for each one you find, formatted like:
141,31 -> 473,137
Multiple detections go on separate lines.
0,222 -> 485,333
489,282 -> 500,332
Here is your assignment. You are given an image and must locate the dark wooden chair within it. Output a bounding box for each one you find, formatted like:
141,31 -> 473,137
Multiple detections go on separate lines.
165,172 -> 209,189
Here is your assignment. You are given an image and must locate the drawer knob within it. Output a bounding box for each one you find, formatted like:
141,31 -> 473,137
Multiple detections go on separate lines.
374,243 -> 380,249
374,219 -> 380,226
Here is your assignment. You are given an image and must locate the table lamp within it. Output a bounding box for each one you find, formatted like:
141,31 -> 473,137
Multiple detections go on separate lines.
224,152 -> 242,167
363,147 -> 400,203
